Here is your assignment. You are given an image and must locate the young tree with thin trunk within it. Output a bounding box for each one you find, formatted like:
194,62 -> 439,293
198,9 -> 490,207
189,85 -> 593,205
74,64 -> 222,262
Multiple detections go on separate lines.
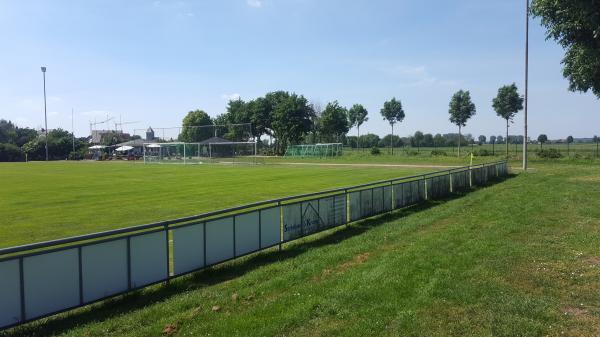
566,135 -> 573,156
380,98 -> 405,155
492,83 -> 524,158
537,134 -> 548,150
490,135 -> 496,155
348,104 -> 368,150
448,90 -> 476,157
594,135 -> 599,158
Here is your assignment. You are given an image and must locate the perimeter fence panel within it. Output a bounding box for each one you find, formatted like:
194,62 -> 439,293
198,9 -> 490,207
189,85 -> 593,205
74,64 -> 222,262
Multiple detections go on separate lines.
23,249 -> 80,320
0,161 -> 508,331
81,239 -> 128,303
426,175 -> 451,200
301,199 -> 322,236
260,207 -> 281,248
318,197 -> 334,228
486,165 -> 497,179
173,223 -> 205,275
372,187 -> 384,215
206,218 -> 234,265
283,203 -> 302,241
130,231 -> 168,288
334,194 -> 346,226
349,191 -> 361,222
451,170 -> 470,192
383,185 -> 393,212
0,259 -> 21,327
472,167 -> 488,186
360,189 -> 373,218
235,212 -> 260,256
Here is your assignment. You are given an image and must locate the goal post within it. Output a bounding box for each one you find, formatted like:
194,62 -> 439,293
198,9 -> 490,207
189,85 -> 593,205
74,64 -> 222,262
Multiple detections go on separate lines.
143,141 -> 258,164
284,143 -> 343,157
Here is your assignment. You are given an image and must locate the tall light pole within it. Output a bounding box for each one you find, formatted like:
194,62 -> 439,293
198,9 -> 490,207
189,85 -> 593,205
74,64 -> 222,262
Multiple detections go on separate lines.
41,66 -> 49,161
523,0 -> 529,170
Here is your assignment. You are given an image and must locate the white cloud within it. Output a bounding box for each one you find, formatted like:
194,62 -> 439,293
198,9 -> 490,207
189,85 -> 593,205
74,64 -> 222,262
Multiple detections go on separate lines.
247,0 -> 263,8
380,64 -> 459,88
49,111 -> 60,116
221,93 -> 241,101
185,12 -> 195,17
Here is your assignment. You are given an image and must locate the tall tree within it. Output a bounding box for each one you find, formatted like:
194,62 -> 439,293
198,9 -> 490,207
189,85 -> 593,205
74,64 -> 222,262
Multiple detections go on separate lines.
320,101 -> 349,142
380,98 -> 405,155
531,0 -> 600,98
566,135 -> 574,156
448,90 -> 476,157
490,135 -> 497,155
493,83 -> 524,158
271,93 -> 314,155
413,131 -> 424,152
348,104 -> 368,149
179,110 -> 213,142
247,97 -> 272,139
537,134 -> 548,150
478,135 -> 486,145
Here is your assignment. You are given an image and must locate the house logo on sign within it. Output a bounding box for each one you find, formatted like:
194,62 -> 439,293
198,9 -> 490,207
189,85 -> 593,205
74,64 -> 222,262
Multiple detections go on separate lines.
302,201 -> 322,234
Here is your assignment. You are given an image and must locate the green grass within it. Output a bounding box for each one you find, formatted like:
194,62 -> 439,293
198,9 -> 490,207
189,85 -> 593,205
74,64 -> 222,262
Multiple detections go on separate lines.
2,160 -> 599,336
0,161 -> 431,248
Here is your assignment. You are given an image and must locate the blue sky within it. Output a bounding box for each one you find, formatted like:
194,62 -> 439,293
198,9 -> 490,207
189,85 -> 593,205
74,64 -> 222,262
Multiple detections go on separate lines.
0,0 -> 598,139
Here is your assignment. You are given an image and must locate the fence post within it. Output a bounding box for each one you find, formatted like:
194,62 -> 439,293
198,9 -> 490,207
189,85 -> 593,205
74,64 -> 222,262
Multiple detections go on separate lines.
165,224 -> 170,283
278,201 -> 282,252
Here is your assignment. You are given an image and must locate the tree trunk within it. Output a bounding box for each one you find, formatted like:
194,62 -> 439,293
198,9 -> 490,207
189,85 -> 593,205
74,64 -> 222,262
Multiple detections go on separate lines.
506,119 -> 509,158
391,124 -> 394,155
357,125 -> 360,151
458,125 -> 461,157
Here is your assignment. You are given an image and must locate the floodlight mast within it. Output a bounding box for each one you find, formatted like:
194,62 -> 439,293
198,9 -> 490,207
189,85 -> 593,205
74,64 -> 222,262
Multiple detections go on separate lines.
523,0 -> 529,170
41,66 -> 48,161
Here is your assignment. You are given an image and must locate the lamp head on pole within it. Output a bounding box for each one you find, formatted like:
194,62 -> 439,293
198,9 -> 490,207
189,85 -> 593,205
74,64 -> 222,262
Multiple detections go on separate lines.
41,66 -> 46,73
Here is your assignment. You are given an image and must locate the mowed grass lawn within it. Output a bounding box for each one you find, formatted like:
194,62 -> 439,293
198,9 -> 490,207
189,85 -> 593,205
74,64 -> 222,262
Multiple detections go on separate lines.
2,161 -> 599,336
0,161 -> 430,248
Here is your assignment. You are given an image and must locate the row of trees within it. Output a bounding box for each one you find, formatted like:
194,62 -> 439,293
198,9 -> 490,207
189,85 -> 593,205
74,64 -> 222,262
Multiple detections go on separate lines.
0,120 -> 87,161
179,84 -> 526,157
179,91 -> 407,155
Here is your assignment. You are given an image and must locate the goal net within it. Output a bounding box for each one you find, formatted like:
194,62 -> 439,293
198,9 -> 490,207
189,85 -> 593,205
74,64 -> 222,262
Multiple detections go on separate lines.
143,141 -> 258,164
284,143 -> 343,157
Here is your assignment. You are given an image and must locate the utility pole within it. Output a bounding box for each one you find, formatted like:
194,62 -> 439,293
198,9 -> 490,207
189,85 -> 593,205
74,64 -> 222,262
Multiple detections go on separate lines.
523,0 -> 529,170
72,108 -> 75,153
41,66 -> 49,161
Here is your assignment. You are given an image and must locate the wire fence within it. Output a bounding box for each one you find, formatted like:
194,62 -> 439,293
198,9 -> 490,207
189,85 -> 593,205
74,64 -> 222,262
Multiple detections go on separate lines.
0,160 -> 509,330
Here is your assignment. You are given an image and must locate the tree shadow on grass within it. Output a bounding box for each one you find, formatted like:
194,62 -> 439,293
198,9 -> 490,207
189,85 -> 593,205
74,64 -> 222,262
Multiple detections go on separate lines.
1,176 -> 511,337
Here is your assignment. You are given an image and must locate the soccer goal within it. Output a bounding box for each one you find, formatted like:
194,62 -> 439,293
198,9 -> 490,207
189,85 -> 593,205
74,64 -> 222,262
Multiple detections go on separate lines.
143,141 -> 258,164
284,143 -> 343,157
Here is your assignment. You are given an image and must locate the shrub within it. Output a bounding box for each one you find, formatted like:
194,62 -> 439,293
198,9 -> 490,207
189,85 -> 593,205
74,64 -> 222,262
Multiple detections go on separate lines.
405,150 -> 419,156
430,149 -> 447,156
472,149 -> 493,156
536,148 -> 562,159
0,143 -> 24,162
370,147 -> 381,155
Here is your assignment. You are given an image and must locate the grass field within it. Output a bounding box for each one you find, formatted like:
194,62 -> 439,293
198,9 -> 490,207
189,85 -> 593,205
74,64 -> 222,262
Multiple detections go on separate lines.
2,158 -> 599,336
0,161 -> 432,248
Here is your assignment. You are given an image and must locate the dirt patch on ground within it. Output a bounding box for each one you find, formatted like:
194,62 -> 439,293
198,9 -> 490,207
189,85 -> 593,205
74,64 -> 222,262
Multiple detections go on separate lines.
584,256 -> 600,267
563,306 -> 589,316
313,252 -> 371,282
